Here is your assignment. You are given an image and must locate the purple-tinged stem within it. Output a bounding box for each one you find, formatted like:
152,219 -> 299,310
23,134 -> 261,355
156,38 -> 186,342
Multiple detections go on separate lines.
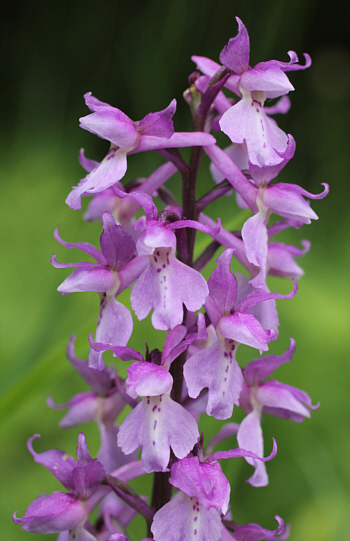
196,179 -> 232,211
193,239 -> 221,271
104,474 -> 154,526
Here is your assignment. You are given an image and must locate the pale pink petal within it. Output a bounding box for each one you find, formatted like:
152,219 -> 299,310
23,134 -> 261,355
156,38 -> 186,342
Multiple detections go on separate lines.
118,393 -> 198,473
184,340 -> 243,420
237,410 -> 268,487
151,492 -> 222,541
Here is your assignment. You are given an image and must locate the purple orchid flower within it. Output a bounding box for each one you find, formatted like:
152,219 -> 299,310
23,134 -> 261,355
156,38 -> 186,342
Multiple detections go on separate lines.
237,339 -> 319,487
200,214 -> 310,290
13,434 -> 108,539
184,250 -> 297,420
117,318 -> 207,473
151,441 -> 277,541
193,17 -> 310,167
51,212 -> 148,369
66,93 -> 215,210
241,138 -> 327,287
204,138 -> 328,287
108,187 -> 218,331
48,336 -> 131,474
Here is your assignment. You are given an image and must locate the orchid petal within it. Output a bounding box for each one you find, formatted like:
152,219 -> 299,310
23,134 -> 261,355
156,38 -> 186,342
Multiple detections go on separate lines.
219,17 -> 250,74
244,339 -> 296,385
57,267 -> 115,294
151,491 -> 222,541
138,99 -> 176,138
237,410 -> 268,487
66,148 -> 128,210
54,227 -> 106,264
208,249 -> 237,315
27,435 -> 76,491
100,212 -> 135,270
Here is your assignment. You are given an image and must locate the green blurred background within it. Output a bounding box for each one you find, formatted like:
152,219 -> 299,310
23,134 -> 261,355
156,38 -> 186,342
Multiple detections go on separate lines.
1,0 -> 349,539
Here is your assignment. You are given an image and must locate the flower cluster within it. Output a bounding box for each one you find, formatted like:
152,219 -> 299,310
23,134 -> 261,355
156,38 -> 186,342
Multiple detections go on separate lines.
15,17 -> 327,541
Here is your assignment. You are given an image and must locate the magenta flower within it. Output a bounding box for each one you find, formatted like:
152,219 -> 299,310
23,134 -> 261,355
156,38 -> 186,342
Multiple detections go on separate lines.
237,339 -> 319,487
200,214 -> 310,289
66,93 -> 215,210
48,336 -> 130,473
205,140 -> 328,287
117,322 -> 207,472
193,18 -> 310,166
219,18 -> 310,166
151,442 -> 277,540
184,250 -> 297,420
52,212 -> 148,368
13,434 -> 108,539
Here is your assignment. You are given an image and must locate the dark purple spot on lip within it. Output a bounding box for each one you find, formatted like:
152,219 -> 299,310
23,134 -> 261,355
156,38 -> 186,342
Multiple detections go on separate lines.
193,505 -> 196,511
157,251 -> 160,256
158,408 -> 161,412
194,517 -> 198,522
225,365 -> 229,373
194,530 -> 197,535
163,264 -> 166,268
154,420 -> 157,430
153,441 -> 155,446
152,405 -> 157,412
256,108 -> 259,113
224,377 -> 227,382
147,399 -> 150,404
157,268 -> 161,273
224,352 -> 228,358
163,276 -> 166,282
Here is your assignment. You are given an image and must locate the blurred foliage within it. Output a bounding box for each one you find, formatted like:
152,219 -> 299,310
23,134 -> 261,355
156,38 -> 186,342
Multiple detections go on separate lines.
0,1 -> 349,540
